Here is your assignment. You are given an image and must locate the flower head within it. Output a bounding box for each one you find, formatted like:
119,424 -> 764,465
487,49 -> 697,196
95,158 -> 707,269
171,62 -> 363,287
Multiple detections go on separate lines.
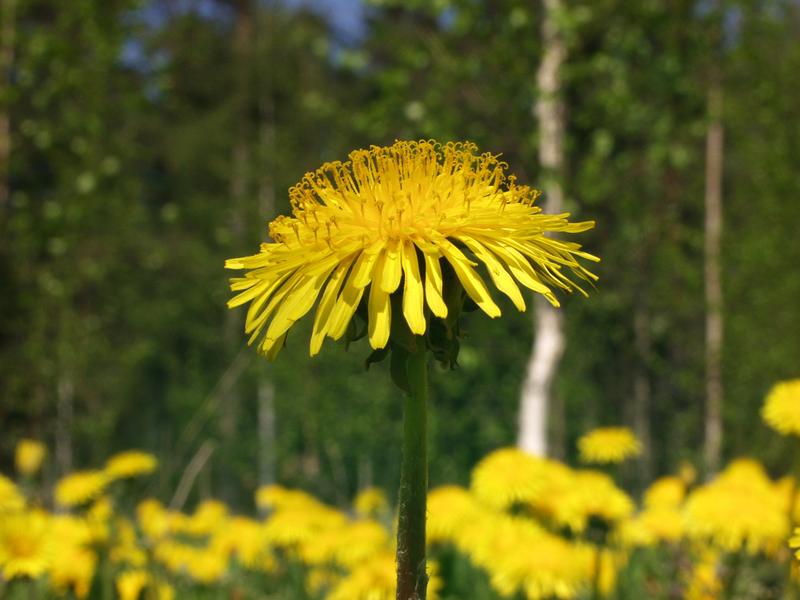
790,527 -> 800,560
104,451 -> 158,480
684,459 -> 787,553
578,427 -> 641,465
226,140 -> 597,359
0,475 -> 25,512
762,379 -> 800,436
0,510 -> 55,580
15,439 -> 46,477
55,470 -> 109,507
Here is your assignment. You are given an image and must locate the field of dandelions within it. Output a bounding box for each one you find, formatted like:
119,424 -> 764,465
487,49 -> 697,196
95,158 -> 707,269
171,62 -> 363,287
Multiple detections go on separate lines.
2,379 -> 800,600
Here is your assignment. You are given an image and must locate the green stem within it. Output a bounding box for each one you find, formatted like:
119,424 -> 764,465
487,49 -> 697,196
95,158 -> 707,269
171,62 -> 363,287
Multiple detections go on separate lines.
724,546 -> 745,600
396,347 -> 429,600
591,546 -> 602,600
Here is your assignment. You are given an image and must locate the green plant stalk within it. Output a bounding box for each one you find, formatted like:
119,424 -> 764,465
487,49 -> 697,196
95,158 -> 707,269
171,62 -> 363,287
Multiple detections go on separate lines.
591,545 -> 603,600
395,348 -> 428,600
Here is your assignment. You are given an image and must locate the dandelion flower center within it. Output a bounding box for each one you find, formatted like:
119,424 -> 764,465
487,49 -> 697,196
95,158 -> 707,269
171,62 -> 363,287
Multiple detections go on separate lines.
226,140 -> 597,358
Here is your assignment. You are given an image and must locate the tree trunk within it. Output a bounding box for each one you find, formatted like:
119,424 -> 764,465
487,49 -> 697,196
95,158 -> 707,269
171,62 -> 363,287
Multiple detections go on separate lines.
518,0 -> 567,457
0,0 -> 17,230
704,80 -> 724,476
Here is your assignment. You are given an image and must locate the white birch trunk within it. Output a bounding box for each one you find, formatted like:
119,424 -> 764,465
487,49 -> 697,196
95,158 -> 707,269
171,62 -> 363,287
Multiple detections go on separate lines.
518,0 -> 567,456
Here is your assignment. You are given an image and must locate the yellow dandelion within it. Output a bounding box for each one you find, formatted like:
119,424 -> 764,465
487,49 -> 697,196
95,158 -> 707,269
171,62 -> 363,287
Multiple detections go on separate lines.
548,470 -> 634,533
185,546 -> 228,584
326,551 -> 441,600
578,427 -> 641,465
136,498 -> 180,540
176,499 -> 229,537
55,470 -> 109,507
210,516 -> 272,570
0,509 -> 54,580
226,140 -> 597,359
104,450 -> 158,480
353,487 -> 389,517
470,447 -> 556,510
790,527 -> 800,560
643,476 -> 686,509
116,569 -> 150,600
684,458 -> 788,553
762,379 -> 800,436
15,439 -> 46,477
621,506 -> 684,547
0,475 -> 26,512
426,485 -> 483,544
684,551 -> 721,600
49,546 -> 97,599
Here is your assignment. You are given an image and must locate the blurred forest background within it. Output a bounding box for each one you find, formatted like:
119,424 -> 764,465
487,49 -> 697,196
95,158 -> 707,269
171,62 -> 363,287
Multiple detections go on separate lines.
1,0 -> 799,511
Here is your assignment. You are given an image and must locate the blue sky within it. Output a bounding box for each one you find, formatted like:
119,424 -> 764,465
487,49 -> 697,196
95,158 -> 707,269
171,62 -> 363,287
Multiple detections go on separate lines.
283,0 -> 366,38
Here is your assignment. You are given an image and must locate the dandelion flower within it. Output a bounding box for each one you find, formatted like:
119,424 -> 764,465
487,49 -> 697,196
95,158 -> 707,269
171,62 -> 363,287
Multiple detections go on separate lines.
791,527 -> 800,560
55,470 -> 109,507
353,487 -> 389,517
326,551 -> 441,600
762,379 -> 800,436
643,476 -> 685,509
0,475 -> 25,512
470,447 -> 568,510
116,569 -> 150,600
0,510 -> 54,580
49,546 -> 97,599
105,450 -> 158,480
15,439 -> 46,476
684,459 -> 787,553
226,140 -> 597,359
578,427 -> 641,465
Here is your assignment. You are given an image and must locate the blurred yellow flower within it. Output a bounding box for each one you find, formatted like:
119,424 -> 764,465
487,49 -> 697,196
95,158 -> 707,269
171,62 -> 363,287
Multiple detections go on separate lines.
55,470 -> 109,507
105,450 -> 158,480
136,498 -> 177,540
684,551 -> 721,600
211,516 -> 273,571
15,439 -> 46,476
110,518 -> 147,567
684,459 -> 788,553
116,569 -> 149,600
791,527 -> 800,560
0,510 -> 54,580
762,379 -> 800,436
578,427 -> 641,465
185,547 -> 228,584
326,551 -> 441,600
177,499 -> 229,537
49,546 -> 97,599
644,476 -> 686,509
622,506 -> 684,546
353,487 -> 389,517
0,475 -> 25,512
426,486 -> 482,544
226,140 -> 596,359
470,447 -> 559,510
547,470 -> 634,533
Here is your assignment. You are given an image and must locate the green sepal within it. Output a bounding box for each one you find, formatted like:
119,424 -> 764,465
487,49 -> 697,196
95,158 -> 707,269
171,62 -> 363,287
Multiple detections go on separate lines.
364,345 -> 390,370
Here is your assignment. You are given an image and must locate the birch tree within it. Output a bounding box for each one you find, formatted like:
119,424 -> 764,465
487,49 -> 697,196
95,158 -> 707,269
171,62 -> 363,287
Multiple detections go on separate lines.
518,0 -> 567,456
